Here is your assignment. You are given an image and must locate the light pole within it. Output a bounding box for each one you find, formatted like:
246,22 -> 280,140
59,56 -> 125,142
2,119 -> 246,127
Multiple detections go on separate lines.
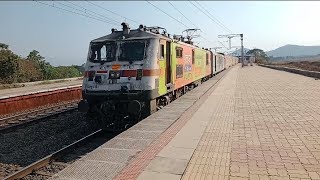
240,34 -> 244,67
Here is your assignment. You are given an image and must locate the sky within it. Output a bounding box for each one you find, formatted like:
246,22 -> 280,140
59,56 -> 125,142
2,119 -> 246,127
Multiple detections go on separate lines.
1,1 -> 320,66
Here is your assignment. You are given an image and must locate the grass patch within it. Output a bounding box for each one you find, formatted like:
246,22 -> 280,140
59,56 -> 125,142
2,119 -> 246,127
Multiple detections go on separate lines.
38,79 -> 69,85
0,84 -> 25,90
270,60 -> 320,72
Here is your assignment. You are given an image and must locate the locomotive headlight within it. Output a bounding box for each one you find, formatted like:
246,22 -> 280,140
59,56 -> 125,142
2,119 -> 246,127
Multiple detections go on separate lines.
109,70 -> 120,79
136,69 -> 143,80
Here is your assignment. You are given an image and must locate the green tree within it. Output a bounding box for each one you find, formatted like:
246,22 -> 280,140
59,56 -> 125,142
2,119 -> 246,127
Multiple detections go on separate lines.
27,50 -> 44,63
51,66 -> 80,79
26,50 -> 54,80
0,44 -> 83,84
0,49 -> 19,83
72,64 -> 85,75
17,59 -> 43,82
0,43 -> 9,50
246,48 -> 269,64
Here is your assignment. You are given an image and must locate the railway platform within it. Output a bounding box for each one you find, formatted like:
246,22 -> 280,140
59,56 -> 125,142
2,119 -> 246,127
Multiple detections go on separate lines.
0,78 -> 83,115
52,65 -> 320,180
0,78 -> 82,99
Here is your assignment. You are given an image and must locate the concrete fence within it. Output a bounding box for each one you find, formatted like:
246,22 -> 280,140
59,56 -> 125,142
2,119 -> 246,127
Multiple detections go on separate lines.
259,64 -> 320,79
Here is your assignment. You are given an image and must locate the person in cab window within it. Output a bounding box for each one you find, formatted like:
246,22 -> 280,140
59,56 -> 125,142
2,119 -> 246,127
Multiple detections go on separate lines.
91,51 -> 97,61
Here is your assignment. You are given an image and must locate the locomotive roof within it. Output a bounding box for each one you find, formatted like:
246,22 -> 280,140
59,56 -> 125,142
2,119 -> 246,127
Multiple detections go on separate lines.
90,25 -> 213,54
91,29 -> 171,43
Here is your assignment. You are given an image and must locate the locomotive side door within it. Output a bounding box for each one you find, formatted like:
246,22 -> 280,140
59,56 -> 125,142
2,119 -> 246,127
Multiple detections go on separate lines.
165,41 -> 172,85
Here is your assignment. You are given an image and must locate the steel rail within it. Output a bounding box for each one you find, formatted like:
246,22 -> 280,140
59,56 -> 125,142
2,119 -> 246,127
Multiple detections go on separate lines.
0,104 -> 77,134
3,129 -> 103,180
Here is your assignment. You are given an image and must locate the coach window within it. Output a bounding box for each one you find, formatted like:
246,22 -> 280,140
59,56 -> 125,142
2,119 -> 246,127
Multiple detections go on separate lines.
176,65 -> 183,78
176,47 -> 183,58
192,49 -> 195,64
160,44 -> 165,59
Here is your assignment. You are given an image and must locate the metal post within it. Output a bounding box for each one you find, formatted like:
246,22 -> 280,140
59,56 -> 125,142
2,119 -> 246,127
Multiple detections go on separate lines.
240,34 -> 244,67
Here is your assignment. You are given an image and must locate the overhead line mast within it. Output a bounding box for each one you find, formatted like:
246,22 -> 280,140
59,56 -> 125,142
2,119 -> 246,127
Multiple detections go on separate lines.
218,34 -> 245,67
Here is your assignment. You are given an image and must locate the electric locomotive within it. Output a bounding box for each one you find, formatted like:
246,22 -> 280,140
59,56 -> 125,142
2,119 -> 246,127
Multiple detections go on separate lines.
78,22 -> 236,128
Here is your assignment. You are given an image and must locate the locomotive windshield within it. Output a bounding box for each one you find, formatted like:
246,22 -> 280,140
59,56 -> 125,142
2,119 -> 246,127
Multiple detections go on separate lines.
89,42 -> 116,62
119,41 -> 146,61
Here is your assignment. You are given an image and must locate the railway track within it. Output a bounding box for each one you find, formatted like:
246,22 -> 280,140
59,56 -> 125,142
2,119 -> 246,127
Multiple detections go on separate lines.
0,101 -> 78,134
2,129 -> 106,180
0,70 -> 228,179
0,104 -> 101,180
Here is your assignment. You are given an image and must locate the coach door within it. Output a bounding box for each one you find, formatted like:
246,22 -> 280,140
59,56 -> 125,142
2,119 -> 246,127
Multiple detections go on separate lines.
214,55 -> 217,72
165,41 -> 172,85
210,52 -> 214,75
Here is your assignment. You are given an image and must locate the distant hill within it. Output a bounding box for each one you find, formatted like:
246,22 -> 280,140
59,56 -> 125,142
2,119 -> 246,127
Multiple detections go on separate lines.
228,48 -> 250,56
266,44 -> 320,57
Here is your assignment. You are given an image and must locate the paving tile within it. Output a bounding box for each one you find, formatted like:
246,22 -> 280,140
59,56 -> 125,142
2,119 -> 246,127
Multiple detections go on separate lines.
137,171 -> 181,180
81,148 -> 139,164
145,156 -> 189,175
116,130 -> 162,140
157,146 -> 195,160
167,137 -> 200,149
54,65 -> 320,180
100,138 -> 153,150
51,160 -> 125,180
180,65 -> 320,180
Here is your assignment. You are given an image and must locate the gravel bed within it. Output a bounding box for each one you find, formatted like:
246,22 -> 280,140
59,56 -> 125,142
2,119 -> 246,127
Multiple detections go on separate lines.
22,174 -> 48,180
0,110 -> 99,167
0,163 -> 22,179
21,163 -> 66,180
18,131 -> 117,180
0,100 -> 77,120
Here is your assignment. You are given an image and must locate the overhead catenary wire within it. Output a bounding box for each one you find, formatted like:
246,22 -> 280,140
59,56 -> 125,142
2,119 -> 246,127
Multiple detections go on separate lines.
146,1 -> 190,29
167,2 -> 221,47
167,1 -> 198,29
37,0 -> 226,49
147,1 -> 218,47
165,1 -> 231,49
194,1 -> 233,34
54,1 -> 118,25
34,1 -> 118,26
167,1 -> 210,44
189,1 -> 232,34
85,1 -> 142,26
63,1 -> 119,25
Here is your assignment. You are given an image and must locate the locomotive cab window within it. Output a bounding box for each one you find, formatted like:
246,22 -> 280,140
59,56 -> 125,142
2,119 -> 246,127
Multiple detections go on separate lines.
119,40 -> 147,61
176,47 -> 183,58
160,44 -> 165,59
90,42 -> 116,63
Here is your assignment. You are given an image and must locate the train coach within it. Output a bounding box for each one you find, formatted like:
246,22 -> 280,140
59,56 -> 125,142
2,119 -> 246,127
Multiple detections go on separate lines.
224,54 -> 238,68
78,22 -> 237,128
